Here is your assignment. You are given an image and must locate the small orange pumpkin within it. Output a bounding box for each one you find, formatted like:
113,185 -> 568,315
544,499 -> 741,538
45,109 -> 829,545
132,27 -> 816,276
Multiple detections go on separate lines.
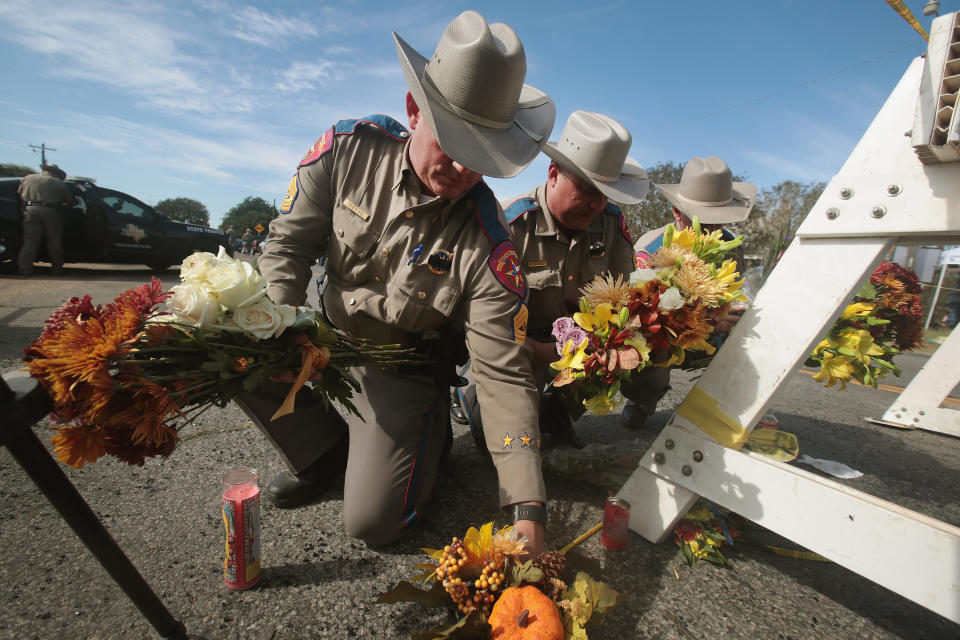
488,585 -> 563,640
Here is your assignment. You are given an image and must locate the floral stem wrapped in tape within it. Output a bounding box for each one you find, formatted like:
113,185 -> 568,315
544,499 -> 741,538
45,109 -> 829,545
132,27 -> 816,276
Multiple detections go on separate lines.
24,248 -> 420,469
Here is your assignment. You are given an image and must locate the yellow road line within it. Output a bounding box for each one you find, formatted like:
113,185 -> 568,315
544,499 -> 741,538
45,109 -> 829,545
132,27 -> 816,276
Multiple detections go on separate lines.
798,369 -> 960,407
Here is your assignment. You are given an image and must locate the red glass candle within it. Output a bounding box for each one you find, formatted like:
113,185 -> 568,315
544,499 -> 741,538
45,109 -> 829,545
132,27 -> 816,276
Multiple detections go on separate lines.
222,468 -> 261,590
601,497 -> 631,550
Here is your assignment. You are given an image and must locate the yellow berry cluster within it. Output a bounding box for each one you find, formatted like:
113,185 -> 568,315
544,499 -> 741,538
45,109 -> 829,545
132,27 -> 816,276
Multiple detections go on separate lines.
434,538 -> 504,615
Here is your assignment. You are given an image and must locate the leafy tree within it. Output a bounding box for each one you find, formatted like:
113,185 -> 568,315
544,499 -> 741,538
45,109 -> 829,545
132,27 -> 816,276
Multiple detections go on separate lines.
220,196 -> 277,235
735,179 -> 825,283
0,163 -> 37,177
155,197 -> 210,225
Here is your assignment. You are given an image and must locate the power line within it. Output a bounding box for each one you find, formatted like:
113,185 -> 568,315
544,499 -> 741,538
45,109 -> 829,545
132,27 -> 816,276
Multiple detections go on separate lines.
29,142 -> 56,165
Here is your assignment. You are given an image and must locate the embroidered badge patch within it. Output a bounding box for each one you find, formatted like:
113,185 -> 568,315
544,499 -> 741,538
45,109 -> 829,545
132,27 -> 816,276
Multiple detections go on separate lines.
299,126 -> 334,167
489,241 -> 526,298
512,301 -> 528,345
279,175 -> 299,215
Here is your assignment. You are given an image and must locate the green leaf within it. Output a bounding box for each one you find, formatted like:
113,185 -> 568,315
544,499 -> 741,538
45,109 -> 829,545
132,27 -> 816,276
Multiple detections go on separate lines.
376,580 -> 452,609
681,543 -> 696,567
856,281 -> 877,300
410,610 -> 491,640
865,316 -> 890,326
587,579 -> 627,627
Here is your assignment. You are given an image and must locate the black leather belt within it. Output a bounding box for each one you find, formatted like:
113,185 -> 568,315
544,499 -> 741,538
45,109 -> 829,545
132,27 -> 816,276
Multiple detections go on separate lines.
24,201 -> 53,207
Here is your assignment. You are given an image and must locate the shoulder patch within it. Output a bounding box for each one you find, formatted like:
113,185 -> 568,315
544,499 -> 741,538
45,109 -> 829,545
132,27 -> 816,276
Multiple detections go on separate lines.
489,241 -> 526,298
503,197 -> 539,224
279,175 -> 299,214
333,115 -> 409,141
466,181 -> 509,246
300,126 -> 335,167
636,230 -> 666,268
604,202 -> 632,244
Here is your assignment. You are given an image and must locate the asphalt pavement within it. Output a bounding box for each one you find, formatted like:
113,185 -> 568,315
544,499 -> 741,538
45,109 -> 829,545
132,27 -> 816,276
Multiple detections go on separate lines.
0,263 -> 958,640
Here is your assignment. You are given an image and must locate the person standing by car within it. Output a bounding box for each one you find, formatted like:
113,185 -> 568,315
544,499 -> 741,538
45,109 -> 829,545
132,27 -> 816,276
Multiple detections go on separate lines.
17,163 -> 76,276
241,228 -> 253,254
226,226 -> 237,252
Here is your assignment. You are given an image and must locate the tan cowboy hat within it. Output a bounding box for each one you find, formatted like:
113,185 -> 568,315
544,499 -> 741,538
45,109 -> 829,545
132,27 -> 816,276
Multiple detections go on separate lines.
40,163 -> 67,180
394,10 -> 555,179
656,156 -> 757,223
543,111 -> 649,205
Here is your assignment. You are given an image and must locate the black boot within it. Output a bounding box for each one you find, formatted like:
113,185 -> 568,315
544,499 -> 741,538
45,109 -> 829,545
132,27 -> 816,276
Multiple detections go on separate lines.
266,436 -> 348,508
450,388 -> 469,425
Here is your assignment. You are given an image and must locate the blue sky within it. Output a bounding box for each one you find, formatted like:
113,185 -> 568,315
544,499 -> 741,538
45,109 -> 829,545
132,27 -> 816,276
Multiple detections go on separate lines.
0,1 -> 954,228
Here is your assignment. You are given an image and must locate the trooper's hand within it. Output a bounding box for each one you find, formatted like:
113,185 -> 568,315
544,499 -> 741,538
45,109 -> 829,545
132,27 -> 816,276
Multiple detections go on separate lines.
712,301 -> 748,335
514,519 -> 544,558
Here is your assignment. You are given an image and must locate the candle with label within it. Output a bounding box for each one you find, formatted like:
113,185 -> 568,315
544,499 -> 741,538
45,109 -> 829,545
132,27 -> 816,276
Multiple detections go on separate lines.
222,468 -> 261,590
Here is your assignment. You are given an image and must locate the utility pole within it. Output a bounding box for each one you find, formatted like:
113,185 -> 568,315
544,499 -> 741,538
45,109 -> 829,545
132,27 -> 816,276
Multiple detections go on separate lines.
29,143 -> 56,165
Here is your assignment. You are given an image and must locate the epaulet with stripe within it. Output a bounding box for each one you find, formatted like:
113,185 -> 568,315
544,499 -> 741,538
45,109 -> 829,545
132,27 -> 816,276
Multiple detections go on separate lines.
503,197 -> 539,224
299,115 -> 408,167
466,182 -> 527,299
333,115 -> 409,141
604,202 -> 633,244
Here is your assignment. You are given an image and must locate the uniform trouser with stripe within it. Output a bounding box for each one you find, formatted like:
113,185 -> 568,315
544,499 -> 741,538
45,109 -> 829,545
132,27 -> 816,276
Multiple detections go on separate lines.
237,366 -> 448,547
18,207 -> 63,272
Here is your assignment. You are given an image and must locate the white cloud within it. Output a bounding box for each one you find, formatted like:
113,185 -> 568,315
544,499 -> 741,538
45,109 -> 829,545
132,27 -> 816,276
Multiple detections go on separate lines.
275,60 -> 342,93
226,6 -> 318,47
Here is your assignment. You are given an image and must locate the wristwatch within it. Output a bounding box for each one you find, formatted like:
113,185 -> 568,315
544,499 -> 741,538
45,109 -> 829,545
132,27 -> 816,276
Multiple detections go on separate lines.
512,503 -> 547,524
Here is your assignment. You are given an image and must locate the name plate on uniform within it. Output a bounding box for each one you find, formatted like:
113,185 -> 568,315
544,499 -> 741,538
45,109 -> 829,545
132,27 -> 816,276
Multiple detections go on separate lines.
343,199 -> 369,220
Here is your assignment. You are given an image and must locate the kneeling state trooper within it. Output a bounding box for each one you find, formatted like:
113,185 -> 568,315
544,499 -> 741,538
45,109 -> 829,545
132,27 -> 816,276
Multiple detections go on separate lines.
451,110 -> 650,450
237,11 -> 555,553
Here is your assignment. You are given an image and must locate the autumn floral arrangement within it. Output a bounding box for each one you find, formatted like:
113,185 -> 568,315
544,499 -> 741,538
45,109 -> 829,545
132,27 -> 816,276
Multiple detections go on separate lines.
808,261 -> 923,389
378,522 -> 624,640
23,248 -> 417,469
673,502 -> 742,567
549,218 -> 745,415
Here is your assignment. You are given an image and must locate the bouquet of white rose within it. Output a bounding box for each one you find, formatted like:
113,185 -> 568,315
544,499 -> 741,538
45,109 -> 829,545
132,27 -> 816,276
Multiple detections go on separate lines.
24,249 -> 418,469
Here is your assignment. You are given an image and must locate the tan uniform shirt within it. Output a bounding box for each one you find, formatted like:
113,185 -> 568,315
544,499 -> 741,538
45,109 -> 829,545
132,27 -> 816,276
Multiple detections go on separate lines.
504,184 -> 636,337
18,172 -> 75,213
260,116 -> 544,506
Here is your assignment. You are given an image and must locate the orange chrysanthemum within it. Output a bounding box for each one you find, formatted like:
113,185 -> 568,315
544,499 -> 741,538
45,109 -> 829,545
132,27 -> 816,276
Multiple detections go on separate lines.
51,426 -> 108,469
661,303 -> 715,353
874,273 -> 914,313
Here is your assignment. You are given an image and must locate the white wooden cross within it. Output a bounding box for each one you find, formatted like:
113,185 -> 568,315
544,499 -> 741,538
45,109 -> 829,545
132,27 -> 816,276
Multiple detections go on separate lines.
617,12 -> 960,624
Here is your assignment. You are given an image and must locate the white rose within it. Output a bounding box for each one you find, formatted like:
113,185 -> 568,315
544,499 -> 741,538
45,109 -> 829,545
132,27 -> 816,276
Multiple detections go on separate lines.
658,287 -> 685,311
629,269 -> 658,286
179,251 -> 219,284
233,300 -> 298,340
206,258 -> 266,309
168,282 -> 222,327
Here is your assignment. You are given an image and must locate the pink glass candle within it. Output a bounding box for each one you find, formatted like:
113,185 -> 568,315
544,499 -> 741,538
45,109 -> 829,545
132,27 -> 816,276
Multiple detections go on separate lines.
221,468 -> 261,590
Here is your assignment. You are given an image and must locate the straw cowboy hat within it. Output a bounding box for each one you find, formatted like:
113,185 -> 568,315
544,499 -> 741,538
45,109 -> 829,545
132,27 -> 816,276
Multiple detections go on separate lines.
394,10 -> 555,178
40,163 -> 67,180
543,111 -> 649,205
656,156 -> 756,224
